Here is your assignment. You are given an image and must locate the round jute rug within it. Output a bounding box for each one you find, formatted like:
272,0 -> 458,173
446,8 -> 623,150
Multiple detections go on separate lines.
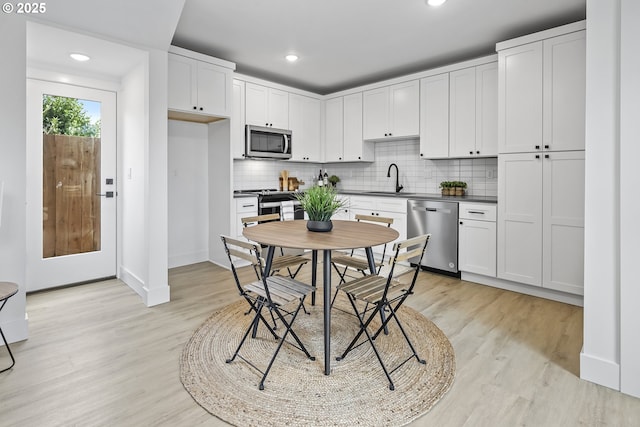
180,296 -> 455,427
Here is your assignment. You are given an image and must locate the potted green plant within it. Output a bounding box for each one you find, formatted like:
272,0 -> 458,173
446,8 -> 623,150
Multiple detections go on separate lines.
295,185 -> 346,232
454,181 -> 467,196
328,175 -> 340,188
440,181 -> 452,196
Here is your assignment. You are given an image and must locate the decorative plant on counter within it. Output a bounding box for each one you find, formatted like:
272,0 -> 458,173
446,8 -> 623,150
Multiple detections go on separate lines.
295,184 -> 346,232
440,181 -> 467,196
328,175 -> 340,187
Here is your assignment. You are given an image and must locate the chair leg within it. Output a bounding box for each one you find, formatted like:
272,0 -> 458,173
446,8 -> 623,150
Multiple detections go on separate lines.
372,306 -> 425,365
0,326 -> 16,373
336,297 -> 395,390
258,300 -> 314,390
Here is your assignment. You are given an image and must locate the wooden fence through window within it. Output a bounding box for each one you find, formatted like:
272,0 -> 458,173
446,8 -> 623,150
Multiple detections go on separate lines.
43,133 -> 101,258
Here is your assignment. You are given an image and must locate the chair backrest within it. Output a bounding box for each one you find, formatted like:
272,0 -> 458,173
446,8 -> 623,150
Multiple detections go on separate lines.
220,235 -> 265,291
382,234 -> 431,299
354,214 -> 394,268
241,213 -> 281,228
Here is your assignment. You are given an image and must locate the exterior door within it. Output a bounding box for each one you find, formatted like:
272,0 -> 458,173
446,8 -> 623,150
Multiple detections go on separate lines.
26,79 -> 117,291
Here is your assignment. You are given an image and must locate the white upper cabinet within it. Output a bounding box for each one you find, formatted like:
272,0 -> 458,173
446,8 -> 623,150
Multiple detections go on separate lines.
324,97 -> 344,162
363,80 -> 419,141
324,93 -> 372,162
245,83 -> 289,129
419,73 -> 450,158
231,79 -> 246,159
168,52 -> 232,118
289,94 -> 321,162
449,63 -> 498,158
498,28 -> 585,153
543,31 -> 586,152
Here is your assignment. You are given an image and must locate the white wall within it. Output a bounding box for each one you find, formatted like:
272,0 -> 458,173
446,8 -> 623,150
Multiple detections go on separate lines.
118,49 -> 170,307
119,62 -> 148,292
208,120 -> 232,266
581,0 -> 640,398
618,0 -> 640,398
0,15 -> 28,343
168,120 -> 209,268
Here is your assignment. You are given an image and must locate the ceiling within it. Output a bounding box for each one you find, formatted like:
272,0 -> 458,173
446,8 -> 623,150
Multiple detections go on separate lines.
172,0 -> 586,94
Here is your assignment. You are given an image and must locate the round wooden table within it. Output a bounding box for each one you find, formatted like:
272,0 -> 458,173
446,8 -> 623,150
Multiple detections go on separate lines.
243,219 -> 399,375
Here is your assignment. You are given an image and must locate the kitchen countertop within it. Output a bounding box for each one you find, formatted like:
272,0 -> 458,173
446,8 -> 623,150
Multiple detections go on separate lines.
338,190 -> 497,204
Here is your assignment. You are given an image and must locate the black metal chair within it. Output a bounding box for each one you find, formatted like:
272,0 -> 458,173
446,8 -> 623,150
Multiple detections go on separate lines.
335,234 -> 431,390
220,235 -> 316,390
241,213 -> 308,279
329,214 -> 393,308
0,282 -> 18,373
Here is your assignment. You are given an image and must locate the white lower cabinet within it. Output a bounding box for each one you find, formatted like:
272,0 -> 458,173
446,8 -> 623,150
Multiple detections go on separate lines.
458,203 -> 497,277
497,150 -> 584,294
233,197 -> 258,240
349,196 -> 407,259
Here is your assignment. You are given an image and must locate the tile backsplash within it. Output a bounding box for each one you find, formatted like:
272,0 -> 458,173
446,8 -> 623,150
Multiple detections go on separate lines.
234,139 -> 497,196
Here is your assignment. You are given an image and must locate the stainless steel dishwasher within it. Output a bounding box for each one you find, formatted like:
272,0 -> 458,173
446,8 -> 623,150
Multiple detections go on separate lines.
407,199 -> 459,275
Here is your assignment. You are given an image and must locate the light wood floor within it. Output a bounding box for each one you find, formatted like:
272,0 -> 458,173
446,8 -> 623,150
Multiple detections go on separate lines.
1,262 -> 639,426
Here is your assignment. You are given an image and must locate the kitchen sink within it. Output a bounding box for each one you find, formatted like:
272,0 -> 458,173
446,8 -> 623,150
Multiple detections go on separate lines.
361,191 -> 415,196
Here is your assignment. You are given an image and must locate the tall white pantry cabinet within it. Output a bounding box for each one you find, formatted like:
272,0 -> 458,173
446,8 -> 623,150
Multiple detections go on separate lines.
496,22 -> 586,295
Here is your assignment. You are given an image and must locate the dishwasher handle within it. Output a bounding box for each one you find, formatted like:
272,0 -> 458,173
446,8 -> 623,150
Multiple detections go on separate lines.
412,206 -> 453,214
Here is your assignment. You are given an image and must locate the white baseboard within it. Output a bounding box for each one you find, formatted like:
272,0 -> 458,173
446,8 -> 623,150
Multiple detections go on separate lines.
580,351 -> 621,391
0,313 -> 29,344
119,266 -> 170,307
168,250 -> 209,269
461,272 -> 584,306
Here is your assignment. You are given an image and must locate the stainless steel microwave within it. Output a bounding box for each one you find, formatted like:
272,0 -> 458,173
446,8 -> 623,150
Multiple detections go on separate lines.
245,125 -> 292,159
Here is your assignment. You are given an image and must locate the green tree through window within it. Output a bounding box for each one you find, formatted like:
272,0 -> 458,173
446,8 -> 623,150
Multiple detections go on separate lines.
42,95 -> 101,137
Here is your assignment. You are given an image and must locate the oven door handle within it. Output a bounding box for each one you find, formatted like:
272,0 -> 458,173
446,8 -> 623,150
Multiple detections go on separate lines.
283,134 -> 289,154
259,200 -> 301,209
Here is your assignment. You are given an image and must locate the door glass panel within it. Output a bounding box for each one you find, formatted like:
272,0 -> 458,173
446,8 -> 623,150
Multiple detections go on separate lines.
42,95 -> 101,258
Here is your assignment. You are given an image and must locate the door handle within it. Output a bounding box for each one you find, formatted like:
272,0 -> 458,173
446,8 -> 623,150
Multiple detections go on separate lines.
96,191 -> 115,198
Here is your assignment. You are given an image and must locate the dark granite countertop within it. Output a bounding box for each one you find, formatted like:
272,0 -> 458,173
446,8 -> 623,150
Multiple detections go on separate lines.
338,190 -> 497,204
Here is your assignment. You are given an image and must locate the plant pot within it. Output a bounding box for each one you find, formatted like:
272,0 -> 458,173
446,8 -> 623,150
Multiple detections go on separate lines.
455,188 -> 465,196
307,220 -> 333,232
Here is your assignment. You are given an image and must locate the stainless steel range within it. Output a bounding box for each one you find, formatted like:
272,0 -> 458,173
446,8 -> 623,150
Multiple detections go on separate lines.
235,188 -> 305,220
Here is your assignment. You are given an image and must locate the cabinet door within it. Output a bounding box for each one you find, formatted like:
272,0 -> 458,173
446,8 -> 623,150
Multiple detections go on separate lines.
542,151 -> 584,294
290,94 -> 321,161
543,31 -> 586,152
476,62 -> 499,156
168,54 -> 197,112
498,42 -> 543,154
459,219 -> 497,277
324,97 -> 344,161
268,88 -> 289,129
231,79 -> 245,159
497,153 -> 543,285
449,67 -> 476,157
419,73 -> 449,158
245,83 -> 269,126
196,61 -> 231,117
389,80 -> 420,138
363,87 -> 389,140
343,93 -> 371,161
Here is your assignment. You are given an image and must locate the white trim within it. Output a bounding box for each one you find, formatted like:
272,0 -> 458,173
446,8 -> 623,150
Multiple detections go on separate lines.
143,284 -> 170,307
580,351 -> 621,391
119,266 -> 145,298
496,20 -> 586,51
169,45 -> 236,70
461,272 -> 584,307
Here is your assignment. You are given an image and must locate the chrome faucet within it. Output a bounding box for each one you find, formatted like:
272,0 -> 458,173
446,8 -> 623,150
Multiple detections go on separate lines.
387,163 -> 403,193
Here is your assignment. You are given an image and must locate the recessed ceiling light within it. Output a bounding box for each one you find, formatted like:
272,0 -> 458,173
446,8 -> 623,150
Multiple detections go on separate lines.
426,0 -> 447,6
285,54 -> 299,62
70,53 -> 90,62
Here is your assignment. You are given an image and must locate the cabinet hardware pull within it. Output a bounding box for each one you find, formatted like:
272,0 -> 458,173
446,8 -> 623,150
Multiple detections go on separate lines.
535,145 -> 540,149
544,145 -> 550,149
545,154 -> 550,159
460,221 -> 463,225
468,211 -> 485,215
535,155 -> 540,159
